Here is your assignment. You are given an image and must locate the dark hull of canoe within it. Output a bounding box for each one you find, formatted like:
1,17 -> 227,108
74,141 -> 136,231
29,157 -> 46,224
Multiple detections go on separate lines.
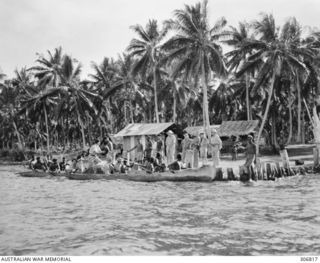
18,165 -> 214,182
65,173 -> 128,181
128,174 -> 213,182
65,173 -> 212,182
66,166 -> 213,182
18,171 -> 60,177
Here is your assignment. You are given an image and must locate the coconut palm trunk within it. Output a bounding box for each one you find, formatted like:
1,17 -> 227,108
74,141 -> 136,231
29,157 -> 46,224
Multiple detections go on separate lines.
286,102 -> 293,145
296,76 -> 302,143
256,70 -> 277,155
201,59 -> 211,138
271,109 -> 279,149
12,121 -> 22,149
172,91 -> 177,123
153,66 -> 160,123
124,101 -> 128,124
76,108 -> 86,148
130,99 -> 134,123
245,73 -> 251,120
43,104 -> 50,153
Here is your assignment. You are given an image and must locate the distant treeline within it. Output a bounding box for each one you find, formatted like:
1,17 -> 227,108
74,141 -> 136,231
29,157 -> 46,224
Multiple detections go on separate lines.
0,0 -> 319,154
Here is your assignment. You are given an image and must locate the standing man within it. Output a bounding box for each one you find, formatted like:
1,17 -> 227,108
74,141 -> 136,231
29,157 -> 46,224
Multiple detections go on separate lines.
244,135 -> 257,180
135,137 -> 144,163
181,132 -> 191,163
210,129 -> 222,167
199,132 -> 209,165
181,132 -> 193,168
145,136 -> 153,161
192,132 -> 201,168
166,130 -> 176,165
156,134 -> 165,159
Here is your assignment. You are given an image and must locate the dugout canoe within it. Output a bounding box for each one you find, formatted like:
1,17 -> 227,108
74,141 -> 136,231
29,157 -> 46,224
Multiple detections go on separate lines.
17,170 -> 60,177
65,165 -> 214,182
17,165 -> 215,182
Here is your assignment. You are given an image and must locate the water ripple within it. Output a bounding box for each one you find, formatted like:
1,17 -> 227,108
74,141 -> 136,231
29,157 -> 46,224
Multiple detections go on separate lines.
0,166 -> 319,255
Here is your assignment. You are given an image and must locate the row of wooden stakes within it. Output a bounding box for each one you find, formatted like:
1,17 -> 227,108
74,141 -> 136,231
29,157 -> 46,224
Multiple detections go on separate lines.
213,162 -> 312,182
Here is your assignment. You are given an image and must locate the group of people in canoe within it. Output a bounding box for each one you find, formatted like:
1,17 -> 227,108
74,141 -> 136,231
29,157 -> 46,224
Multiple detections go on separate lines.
27,130 -> 257,177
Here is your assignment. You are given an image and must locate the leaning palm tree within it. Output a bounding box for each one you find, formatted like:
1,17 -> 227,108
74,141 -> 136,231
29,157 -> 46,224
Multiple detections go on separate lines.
236,14 -> 316,153
127,19 -> 169,123
162,0 -> 227,135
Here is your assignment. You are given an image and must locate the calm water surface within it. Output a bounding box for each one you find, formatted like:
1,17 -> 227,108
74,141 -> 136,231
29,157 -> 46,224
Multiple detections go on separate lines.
0,165 -> 319,255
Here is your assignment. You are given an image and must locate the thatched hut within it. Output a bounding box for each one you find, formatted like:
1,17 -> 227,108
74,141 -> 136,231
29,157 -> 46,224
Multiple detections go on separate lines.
114,122 -> 183,161
218,120 -> 259,137
185,120 -> 261,153
184,125 -> 221,137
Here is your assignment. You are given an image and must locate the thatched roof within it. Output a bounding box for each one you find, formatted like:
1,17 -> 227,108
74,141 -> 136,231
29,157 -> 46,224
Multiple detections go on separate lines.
184,125 -> 220,136
218,120 -> 259,137
114,122 -> 175,137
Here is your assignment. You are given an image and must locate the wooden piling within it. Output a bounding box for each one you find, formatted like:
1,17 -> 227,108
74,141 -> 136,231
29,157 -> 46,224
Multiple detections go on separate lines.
261,162 -> 267,180
215,167 -> 223,181
239,165 -> 248,182
266,163 -> 272,180
256,159 -> 263,180
227,168 -> 235,181
275,162 -> 282,178
266,162 -> 278,180
299,167 -> 306,175
251,165 -> 258,181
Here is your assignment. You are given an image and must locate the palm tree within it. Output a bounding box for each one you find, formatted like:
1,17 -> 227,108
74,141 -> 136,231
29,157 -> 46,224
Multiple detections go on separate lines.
112,54 -> 141,124
90,57 -> 118,133
56,55 -> 100,148
20,86 -> 61,153
209,75 -> 243,121
0,82 -> 24,147
162,0 -> 227,135
127,19 -> 168,123
237,14 -> 316,153
29,47 -> 64,87
159,64 -> 193,123
222,22 -> 254,120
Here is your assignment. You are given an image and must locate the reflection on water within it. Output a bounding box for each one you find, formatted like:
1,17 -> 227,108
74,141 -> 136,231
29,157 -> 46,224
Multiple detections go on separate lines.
0,166 -> 319,255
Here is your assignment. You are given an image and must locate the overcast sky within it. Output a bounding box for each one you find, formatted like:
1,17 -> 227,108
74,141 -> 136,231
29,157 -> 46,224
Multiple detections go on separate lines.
0,0 -> 319,78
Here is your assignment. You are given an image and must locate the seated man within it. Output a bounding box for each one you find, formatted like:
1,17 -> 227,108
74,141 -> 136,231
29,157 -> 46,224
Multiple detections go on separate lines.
168,153 -> 183,171
100,137 -> 111,155
59,157 -> 66,171
65,159 -> 78,173
144,158 -> 155,173
49,159 -> 60,172
28,155 -> 36,169
89,139 -> 103,155
114,158 -> 127,174
33,157 -> 45,171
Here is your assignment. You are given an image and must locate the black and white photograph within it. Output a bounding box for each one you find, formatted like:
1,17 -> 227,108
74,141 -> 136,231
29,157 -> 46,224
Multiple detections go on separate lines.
0,0 -> 320,259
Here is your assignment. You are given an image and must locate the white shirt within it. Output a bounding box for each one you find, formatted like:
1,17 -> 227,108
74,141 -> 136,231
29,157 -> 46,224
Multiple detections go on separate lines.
89,144 -> 102,155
